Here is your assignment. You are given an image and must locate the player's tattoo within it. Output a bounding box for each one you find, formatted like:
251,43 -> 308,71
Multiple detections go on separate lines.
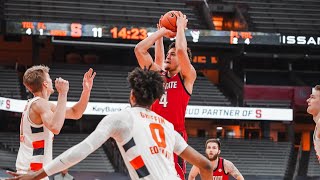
230,165 -> 241,178
226,161 -> 242,179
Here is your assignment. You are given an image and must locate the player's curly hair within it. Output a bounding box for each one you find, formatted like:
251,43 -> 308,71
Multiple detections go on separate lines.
128,67 -> 165,107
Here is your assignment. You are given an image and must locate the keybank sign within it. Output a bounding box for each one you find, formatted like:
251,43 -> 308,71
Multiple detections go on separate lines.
282,35 -> 320,45
0,97 -> 293,121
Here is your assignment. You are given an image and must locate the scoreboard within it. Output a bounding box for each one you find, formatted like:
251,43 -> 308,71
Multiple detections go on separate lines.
6,21 -> 281,45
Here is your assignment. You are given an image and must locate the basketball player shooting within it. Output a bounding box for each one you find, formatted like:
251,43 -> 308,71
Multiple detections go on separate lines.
7,68 -> 212,180
134,11 -> 197,179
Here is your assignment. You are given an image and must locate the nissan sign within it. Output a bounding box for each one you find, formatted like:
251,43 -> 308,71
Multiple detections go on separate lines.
282,35 -> 320,45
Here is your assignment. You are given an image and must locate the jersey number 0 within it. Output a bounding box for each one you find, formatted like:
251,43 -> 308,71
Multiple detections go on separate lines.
149,123 -> 167,148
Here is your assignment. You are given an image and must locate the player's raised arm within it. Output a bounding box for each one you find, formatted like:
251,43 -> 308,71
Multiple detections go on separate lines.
38,77 -> 69,135
155,18 -> 165,70
175,11 -> 196,93
47,68 -> 96,120
135,27 -> 175,71
48,68 -> 95,121
65,68 -> 96,119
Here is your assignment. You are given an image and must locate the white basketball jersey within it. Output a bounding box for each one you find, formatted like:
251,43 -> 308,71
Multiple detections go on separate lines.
116,107 -> 188,180
41,107 -> 188,179
16,97 -> 54,179
314,127 -> 320,162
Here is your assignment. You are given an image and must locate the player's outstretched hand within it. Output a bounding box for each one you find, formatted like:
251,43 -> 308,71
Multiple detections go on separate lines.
83,68 -> 96,92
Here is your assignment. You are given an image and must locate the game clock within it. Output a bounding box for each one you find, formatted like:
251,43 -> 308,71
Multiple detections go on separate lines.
110,27 -> 147,40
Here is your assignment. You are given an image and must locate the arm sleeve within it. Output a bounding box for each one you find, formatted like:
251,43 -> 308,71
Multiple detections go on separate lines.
173,131 -> 188,155
43,112 -> 122,176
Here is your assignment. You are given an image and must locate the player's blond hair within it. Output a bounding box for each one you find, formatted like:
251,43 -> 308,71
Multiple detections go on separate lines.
23,65 -> 50,93
314,85 -> 320,91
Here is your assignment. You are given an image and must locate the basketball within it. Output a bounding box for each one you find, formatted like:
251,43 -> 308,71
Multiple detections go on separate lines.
160,11 -> 178,32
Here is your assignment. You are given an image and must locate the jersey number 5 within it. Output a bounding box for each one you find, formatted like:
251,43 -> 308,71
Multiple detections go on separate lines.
159,91 -> 168,107
149,123 -> 166,148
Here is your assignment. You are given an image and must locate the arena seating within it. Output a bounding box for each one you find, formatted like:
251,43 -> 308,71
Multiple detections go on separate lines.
227,68 -> 294,108
0,1 -> 3,19
0,149 -> 16,170
307,148 -> 320,177
244,99 -> 292,108
0,132 -> 114,173
0,66 -> 21,99
187,137 -> 293,178
190,76 -> 231,106
4,0 -> 206,29
53,134 -> 114,172
295,71 -> 320,87
49,64 -> 132,103
244,69 -> 295,86
49,64 -> 232,106
221,0 -> 320,34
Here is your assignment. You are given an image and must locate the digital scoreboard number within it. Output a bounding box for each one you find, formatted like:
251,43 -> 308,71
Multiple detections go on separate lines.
6,21 -> 281,45
14,21 -> 148,40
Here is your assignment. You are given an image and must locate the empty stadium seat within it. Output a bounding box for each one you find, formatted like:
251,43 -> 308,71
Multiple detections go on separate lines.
307,148 -> 320,177
221,0 -> 320,34
296,71 -> 320,87
49,64 -> 232,106
49,64 -> 130,103
244,69 -> 295,86
0,66 -> 21,99
4,0 -> 206,29
190,76 -> 232,106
